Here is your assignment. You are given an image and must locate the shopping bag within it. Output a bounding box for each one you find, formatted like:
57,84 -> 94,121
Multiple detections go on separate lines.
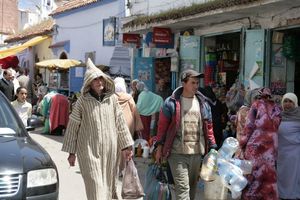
144,164 -> 171,200
121,159 -> 145,199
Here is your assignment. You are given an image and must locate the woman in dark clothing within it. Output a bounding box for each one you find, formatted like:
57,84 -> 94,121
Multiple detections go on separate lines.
200,86 -> 228,149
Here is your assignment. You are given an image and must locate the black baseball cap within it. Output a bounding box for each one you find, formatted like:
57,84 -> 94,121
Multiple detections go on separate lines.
181,69 -> 204,81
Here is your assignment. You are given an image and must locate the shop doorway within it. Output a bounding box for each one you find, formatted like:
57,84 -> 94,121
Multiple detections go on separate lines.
59,52 -> 68,59
295,60 -> 300,100
203,32 -> 240,90
47,52 -> 69,96
271,28 -> 300,101
154,57 -> 172,99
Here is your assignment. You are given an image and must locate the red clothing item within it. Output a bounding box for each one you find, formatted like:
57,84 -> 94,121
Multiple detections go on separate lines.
156,87 -> 217,158
240,99 -> 281,200
49,94 -> 69,133
140,115 -> 151,141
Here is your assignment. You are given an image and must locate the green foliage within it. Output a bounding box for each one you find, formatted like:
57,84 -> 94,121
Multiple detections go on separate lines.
282,36 -> 300,61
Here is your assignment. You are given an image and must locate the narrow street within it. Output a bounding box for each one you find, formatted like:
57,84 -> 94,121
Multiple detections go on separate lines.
28,128 -> 231,200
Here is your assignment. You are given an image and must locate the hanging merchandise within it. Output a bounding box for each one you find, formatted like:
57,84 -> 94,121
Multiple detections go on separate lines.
204,52 -> 217,86
282,36 -> 296,59
0,55 -> 19,69
203,33 -> 240,89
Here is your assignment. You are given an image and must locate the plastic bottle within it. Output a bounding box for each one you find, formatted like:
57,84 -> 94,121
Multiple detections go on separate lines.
229,158 -> 253,175
218,137 -> 239,160
217,158 -> 248,192
200,149 -> 218,181
231,189 -> 242,199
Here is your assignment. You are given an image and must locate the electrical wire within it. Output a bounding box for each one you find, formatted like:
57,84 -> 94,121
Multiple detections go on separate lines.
58,20 -> 103,29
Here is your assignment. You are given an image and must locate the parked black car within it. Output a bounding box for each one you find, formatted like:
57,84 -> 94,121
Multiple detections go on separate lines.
0,91 -> 59,199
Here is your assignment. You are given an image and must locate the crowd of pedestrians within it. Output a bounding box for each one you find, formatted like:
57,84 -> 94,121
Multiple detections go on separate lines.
0,67 -> 68,134
1,62 -> 300,200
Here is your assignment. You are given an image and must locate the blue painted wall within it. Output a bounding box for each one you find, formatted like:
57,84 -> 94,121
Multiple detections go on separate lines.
69,67 -> 86,93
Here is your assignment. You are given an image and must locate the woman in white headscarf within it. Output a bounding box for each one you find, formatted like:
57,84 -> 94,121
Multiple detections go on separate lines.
277,92 -> 300,200
113,77 -> 143,197
62,59 -> 134,200
114,77 -> 143,136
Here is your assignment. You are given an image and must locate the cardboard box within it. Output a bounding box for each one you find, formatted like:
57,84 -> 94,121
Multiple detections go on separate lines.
272,32 -> 284,44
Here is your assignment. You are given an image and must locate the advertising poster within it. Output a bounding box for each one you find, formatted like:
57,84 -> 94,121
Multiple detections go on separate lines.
134,57 -> 154,91
179,36 -> 200,73
103,18 -> 116,46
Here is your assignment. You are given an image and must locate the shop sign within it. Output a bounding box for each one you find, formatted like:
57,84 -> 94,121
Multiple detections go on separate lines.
145,32 -> 174,48
153,27 -> 172,44
123,33 -> 141,47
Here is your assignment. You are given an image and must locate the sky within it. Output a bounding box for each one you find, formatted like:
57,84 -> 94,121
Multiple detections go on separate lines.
18,0 -> 40,11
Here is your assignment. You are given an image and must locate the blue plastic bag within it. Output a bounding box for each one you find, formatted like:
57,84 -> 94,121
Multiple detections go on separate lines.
144,164 -> 171,200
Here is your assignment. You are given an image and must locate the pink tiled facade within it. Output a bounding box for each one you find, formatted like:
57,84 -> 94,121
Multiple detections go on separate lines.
50,0 -> 98,16
0,0 -> 18,34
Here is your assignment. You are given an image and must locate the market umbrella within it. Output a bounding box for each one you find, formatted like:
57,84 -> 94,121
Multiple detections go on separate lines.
35,59 -> 83,69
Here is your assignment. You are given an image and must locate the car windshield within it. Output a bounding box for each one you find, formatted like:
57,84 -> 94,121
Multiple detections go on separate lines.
0,95 -> 23,136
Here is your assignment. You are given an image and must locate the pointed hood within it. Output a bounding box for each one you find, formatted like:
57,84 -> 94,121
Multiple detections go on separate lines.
81,58 -> 115,95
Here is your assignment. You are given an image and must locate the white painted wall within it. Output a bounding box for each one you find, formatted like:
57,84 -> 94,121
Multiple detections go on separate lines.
16,38 -> 53,80
40,0 -> 57,19
128,0 -> 212,16
19,10 -> 40,31
0,34 -> 8,45
18,0 -> 57,21
53,0 -> 123,66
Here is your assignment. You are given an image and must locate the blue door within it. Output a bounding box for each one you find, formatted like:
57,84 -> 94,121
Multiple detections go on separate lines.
244,29 -> 265,89
69,67 -> 86,94
134,57 -> 155,91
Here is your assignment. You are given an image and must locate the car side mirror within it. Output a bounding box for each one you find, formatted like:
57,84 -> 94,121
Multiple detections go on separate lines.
27,116 -> 44,129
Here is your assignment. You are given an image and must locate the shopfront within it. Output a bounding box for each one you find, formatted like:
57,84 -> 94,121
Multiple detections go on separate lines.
133,53 -> 173,92
202,32 -> 241,89
133,28 -> 175,92
270,27 -> 300,99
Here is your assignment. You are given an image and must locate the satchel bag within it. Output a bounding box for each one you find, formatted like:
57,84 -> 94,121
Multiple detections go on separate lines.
121,159 -> 145,199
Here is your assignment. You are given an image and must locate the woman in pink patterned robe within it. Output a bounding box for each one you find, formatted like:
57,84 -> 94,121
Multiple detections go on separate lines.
239,88 -> 281,200
235,89 -> 259,159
